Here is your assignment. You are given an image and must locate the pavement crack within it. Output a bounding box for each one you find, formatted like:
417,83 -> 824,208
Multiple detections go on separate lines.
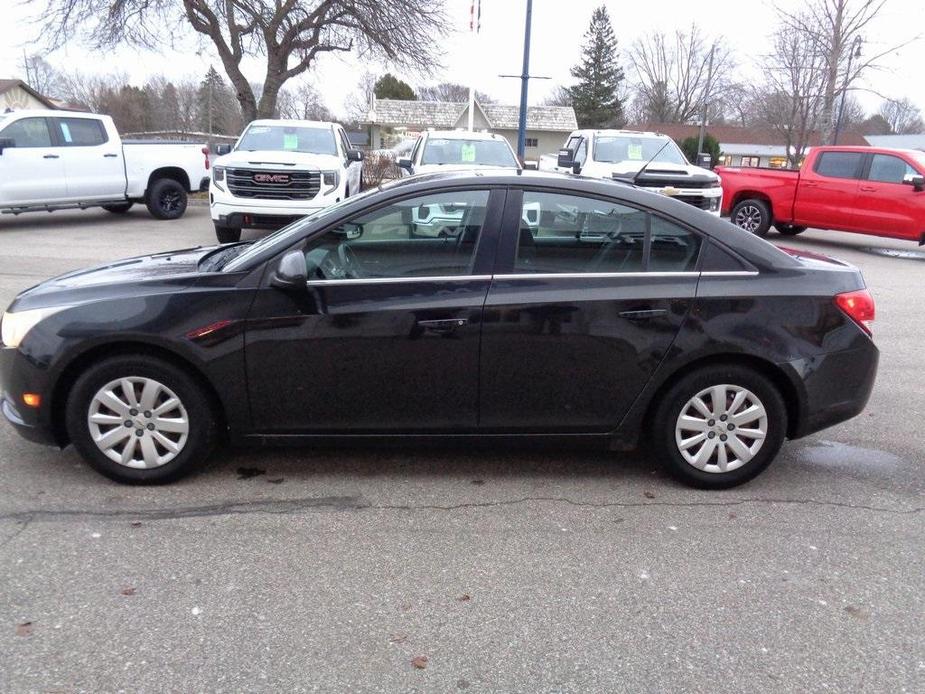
0,495 -> 918,526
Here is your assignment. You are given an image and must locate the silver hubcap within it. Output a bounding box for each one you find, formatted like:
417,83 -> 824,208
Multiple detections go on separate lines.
734,205 -> 763,233
87,377 -> 189,469
675,384 -> 768,473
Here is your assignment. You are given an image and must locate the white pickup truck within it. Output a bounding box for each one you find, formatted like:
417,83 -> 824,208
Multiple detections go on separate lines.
0,110 -> 209,220
540,129 -> 723,215
209,119 -> 363,243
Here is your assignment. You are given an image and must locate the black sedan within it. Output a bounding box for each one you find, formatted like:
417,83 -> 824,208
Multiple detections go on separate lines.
0,171 -> 878,488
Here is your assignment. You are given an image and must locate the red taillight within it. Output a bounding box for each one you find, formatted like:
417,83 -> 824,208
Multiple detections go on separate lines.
202,146 -> 211,170
835,289 -> 875,335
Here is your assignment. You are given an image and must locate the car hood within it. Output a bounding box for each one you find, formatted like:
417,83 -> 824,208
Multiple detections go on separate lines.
215,150 -> 342,170
9,245 -> 219,312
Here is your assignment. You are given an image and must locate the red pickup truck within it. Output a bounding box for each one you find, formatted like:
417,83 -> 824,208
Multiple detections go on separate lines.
717,146 -> 925,244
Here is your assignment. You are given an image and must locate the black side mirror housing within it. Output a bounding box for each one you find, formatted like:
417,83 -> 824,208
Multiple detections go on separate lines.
557,148 -> 576,170
396,157 -> 413,171
696,152 -> 713,169
346,149 -> 363,162
0,137 -> 14,155
270,249 -> 308,290
904,173 -> 925,192
214,143 -> 232,156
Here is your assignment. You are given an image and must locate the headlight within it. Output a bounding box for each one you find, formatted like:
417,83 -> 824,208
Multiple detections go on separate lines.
322,170 -> 340,192
1,306 -> 70,348
212,166 -> 226,190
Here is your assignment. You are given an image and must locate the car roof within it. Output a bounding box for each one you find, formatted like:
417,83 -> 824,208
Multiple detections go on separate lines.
247,119 -> 338,128
573,129 -> 670,139
0,109 -> 103,119
423,130 -> 507,141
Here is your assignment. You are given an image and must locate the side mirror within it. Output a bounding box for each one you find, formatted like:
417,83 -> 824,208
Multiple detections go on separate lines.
214,143 -> 232,156
0,137 -> 14,155
903,173 -> 925,192
396,157 -> 413,171
346,149 -> 363,162
557,148 -> 576,170
696,152 -> 713,169
270,249 -> 308,290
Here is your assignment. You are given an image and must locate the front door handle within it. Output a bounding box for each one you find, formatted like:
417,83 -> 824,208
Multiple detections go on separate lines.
417,318 -> 468,334
859,185 -> 876,192
619,309 -> 668,321
43,154 -> 59,159
104,153 -> 119,158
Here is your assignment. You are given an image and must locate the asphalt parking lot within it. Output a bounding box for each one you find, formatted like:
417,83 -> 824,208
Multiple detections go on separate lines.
0,205 -> 922,693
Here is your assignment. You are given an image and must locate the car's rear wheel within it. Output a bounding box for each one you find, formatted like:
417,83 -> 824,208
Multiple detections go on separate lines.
651,365 -> 787,489
730,199 -> 772,237
145,178 -> 188,220
102,202 -> 134,214
66,356 -> 216,484
214,223 -> 241,243
775,223 -> 807,236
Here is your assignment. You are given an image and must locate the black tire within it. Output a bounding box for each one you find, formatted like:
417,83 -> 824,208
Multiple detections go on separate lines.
65,355 -> 216,484
775,224 -> 807,236
145,178 -> 188,220
650,365 -> 787,489
730,199 -> 772,237
214,223 -> 241,243
102,202 -> 134,214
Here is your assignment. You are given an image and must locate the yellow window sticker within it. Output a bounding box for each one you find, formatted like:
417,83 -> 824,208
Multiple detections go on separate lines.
628,143 -> 643,160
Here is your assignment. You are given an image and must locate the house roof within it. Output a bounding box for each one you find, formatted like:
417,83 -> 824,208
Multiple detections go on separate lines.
864,134 -> 925,151
629,122 -> 870,148
367,98 -> 577,132
0,79 -> 57,109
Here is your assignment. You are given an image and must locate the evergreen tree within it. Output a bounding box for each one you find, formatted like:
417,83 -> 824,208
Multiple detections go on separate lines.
568,6 -> 625,128
374,73 -> 416,100
197,66 -> 238,134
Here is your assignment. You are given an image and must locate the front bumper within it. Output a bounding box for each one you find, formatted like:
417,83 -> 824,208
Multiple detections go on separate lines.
0,346 -> 57,446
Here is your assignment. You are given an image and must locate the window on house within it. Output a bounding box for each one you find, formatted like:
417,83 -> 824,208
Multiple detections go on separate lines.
524,137 -> 538,148
740,156 -> 761,167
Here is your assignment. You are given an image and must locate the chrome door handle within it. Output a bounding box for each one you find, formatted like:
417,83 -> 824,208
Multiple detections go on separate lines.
619,309 -> 668,321
417,318 -> 468,334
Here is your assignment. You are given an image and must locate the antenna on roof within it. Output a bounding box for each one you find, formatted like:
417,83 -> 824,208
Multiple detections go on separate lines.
632,139 -> 672,186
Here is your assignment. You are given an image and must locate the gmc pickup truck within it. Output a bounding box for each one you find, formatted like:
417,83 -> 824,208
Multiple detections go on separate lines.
718,146 -> 925,244
540,129 -> 723,215
0,110 -> 210,220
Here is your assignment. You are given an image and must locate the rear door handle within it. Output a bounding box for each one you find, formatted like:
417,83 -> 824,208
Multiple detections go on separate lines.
859,185 -> 876,192
417,318 -> 468,334
43,154 -> 59,159
619,309 -> 668,321
104,153 -> 119,158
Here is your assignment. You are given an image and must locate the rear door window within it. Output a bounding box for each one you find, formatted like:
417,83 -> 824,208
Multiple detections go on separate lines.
814,151 -> 864,179
54,118 -> 108,146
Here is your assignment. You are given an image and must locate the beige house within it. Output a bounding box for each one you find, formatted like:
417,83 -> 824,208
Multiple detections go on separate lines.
0,79 -> 57,112
364,98 -> 578,161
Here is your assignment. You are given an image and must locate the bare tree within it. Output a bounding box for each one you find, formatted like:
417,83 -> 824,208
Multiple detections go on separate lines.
776,0 -> 915,144
751,23 -> 827,168
417,82 -> 495,104
628,24 -> 734,124
879,97 -> 925,134
29,0 -> 448,122
20,54 -> 65,98
345,71 -> 378,122
541,86 -> 573,108
277,81 -> 334,121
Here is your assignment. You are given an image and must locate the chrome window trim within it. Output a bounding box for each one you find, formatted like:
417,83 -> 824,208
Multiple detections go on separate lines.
303,270 -> 758,286
307,275 -> 493,286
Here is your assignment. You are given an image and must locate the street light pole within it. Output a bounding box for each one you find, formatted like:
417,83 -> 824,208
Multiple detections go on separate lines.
516,0 -> 534,159
833,36 -> 862,146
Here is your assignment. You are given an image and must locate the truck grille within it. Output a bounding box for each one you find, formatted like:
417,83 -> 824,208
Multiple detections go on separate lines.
670,194 -> 713,210
226,168 -> 320,200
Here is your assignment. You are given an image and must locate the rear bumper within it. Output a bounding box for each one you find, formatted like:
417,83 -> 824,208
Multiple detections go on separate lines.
786,340 -> 879,439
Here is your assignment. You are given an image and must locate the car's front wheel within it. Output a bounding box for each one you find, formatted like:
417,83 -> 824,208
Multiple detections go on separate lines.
66,355 -> 216,484
214,223 -> 241,243
730,199 -> 772,237
651,365 -> 787,489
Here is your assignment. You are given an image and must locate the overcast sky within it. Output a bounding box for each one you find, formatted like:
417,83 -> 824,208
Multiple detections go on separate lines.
0,0 -> 923,119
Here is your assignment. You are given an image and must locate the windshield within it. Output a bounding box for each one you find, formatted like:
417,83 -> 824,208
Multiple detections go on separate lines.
593,135 -> 688,166
421,138 -> 518,167
236,124 -> 337,155
221,187 -> 380,272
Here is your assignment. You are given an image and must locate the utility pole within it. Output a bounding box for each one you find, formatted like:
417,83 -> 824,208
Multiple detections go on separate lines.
833,35 -> 862,146
515,0 -> 533,158
697,45 -> 716,157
